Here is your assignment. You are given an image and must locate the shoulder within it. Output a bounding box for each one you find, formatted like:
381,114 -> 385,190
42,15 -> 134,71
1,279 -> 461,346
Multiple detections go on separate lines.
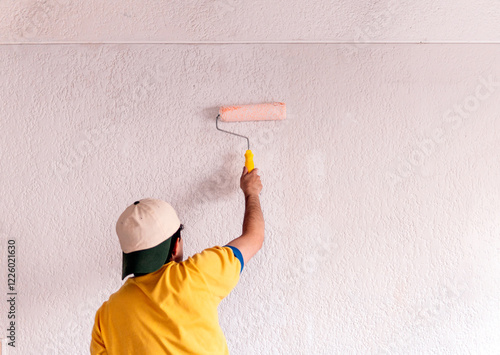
192,246 -> 243,269
92,299 -> 108,325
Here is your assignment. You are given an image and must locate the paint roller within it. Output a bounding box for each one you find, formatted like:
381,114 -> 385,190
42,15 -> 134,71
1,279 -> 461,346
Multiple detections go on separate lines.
216,102 -> 286,172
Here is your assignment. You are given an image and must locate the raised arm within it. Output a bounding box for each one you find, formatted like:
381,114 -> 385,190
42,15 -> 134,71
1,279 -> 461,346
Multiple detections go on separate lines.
226,166 -> 264,265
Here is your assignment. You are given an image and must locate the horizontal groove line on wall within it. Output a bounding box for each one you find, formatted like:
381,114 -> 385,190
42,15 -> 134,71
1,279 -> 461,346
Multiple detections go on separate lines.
0,41 -> 500,45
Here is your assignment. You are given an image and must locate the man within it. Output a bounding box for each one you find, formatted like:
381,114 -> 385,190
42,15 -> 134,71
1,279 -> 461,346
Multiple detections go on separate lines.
90,166 -> 264,354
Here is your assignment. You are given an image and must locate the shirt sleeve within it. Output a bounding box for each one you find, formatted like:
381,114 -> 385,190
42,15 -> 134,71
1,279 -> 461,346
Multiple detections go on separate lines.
90,306 -> 108,355
188,246 -> 243,301
223,245 -> 244,273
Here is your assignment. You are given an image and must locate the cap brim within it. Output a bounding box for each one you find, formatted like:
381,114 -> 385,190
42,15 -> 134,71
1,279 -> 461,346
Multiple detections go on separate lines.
122,236 -> 173,280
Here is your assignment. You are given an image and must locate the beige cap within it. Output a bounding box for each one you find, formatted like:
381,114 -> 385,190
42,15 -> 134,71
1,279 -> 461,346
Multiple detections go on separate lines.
116,198 -> 181,254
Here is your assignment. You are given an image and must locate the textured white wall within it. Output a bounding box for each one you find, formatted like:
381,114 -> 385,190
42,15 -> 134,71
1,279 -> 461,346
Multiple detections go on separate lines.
1,0 -> 500,42
1,2 -> 500,355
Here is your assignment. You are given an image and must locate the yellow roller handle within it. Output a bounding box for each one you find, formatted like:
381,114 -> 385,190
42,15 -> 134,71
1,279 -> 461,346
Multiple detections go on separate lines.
245,150 -> 254,173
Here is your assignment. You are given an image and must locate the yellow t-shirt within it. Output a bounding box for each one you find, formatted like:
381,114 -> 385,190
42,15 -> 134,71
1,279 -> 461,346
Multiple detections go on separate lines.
90,245 -> 243,355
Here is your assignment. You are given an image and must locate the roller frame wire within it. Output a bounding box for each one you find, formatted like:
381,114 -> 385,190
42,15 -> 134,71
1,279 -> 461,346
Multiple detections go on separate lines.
216,114 -> 250,150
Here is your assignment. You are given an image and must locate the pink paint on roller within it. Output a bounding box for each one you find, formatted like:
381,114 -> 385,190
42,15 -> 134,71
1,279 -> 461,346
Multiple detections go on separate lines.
219,102 -> 286,122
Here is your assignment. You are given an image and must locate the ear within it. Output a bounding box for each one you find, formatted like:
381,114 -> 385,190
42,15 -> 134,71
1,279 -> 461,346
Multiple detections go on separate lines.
172,236 -> 181,254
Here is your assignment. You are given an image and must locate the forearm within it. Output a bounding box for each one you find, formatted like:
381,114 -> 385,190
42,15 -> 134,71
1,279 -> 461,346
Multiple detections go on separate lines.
242,194 -> 264,240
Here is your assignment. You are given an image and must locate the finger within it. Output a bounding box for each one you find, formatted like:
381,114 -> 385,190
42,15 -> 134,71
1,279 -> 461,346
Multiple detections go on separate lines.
241,166 -> 248,176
